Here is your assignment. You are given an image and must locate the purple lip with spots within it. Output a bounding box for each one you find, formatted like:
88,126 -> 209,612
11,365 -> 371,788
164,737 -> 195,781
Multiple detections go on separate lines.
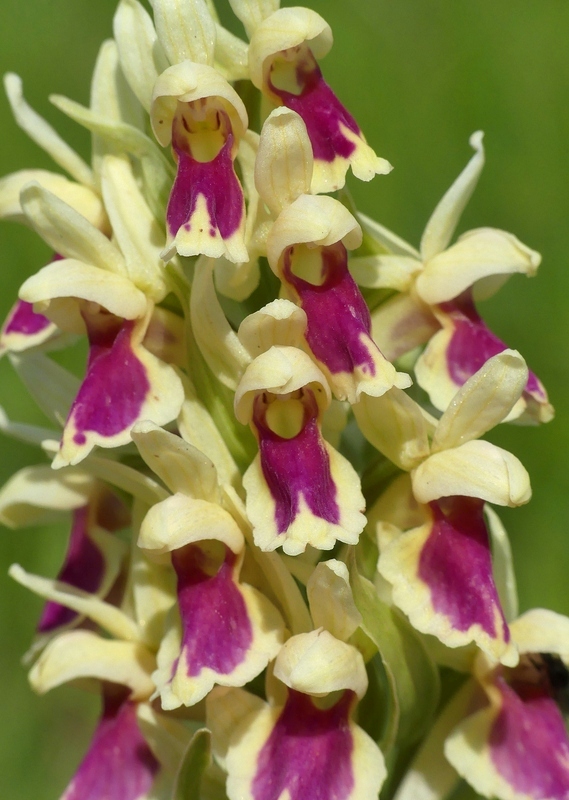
167,112 -> 244,243
62,687 -> 159,800
440,293 -> 546,403
37,505 -> 105,633
490,677 -> 569,798
68,313 -> 150,447
172,542 -> 253,677
282,242 -> 377,377
252,689 -> 355,800
418,496 -> 509,640
253,390 -> 340,534
269,48 -> 359,164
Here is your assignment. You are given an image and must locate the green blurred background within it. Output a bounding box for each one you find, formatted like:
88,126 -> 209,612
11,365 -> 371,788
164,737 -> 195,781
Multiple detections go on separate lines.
1,0 -> 568,796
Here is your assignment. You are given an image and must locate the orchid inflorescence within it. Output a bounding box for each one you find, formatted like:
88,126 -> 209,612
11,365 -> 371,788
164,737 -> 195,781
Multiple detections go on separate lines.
0,1 -> 566,799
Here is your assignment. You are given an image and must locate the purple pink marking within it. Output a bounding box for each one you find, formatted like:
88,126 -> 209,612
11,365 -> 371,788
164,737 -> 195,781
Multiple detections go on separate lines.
252,689 -> 355,800
418,497 -> 508,640
3,299 -> 52,337
68,312 -> 150,446
172,543 -> 252,677
490,676 -> 569,798
62,687 -> 159,800
38,506 -> 105,633
281,242 -> 377,377
268,47 -> 359,164
167,109 -> 243,242
253,389 -> 340,534
441,292 -> 546,403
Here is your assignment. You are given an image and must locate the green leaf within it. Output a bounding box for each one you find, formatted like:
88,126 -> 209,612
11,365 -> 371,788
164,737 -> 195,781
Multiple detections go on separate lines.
349,552 -> 440,753
173,728 -> 212,800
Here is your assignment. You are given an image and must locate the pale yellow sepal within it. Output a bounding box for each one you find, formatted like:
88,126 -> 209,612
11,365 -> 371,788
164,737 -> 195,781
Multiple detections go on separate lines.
4,73 -> 95,189
9,351 -> 80,426
151,61 -> 247,147
266,194 -> 362,273
127,531 -> 176,650
72,455 -> 169,507
370,291 -> 439,362
509,608 -> 569,660
238,299 -> 307,356
213,24 -> 250,82
349,254 -> 421,292
132,420 -> 219,502
0,170 -> 106,231
420,131 -> 485,262
0,465 -> 92,528
190,257 -> 252,390
255,107 -> 313,216
248,7 -> 332,90
100,155 -> 169,301
234,345 -> 330,424
417,227 -> 541,305
485,506 -> 519,623
9,563 -> 141,642
138,492 -> 244,556
411,439 -> 531,507
431,350 -> 528,451
353,387 -> 431,471
206,686 -> 266,771
137,703 -> 192,775
0,405 -> 60,449
150,0 -> 216,66
274,629 -> 368,699
306,560 -> 362,643
357,211 -> 421,259
113,0 -> 169,112
20,182 -> 125,276
19,259 -> 148,333
228,0 -> 280,39
29,630 -> 156,700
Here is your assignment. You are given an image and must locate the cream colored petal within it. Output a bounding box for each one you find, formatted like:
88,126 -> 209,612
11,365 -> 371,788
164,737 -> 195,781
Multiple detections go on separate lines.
353,388 -> 430,471
412,440 -> 531,507
357,211 -> 421,258
71,455 -> 169,506
190,257 -> 252,391
349,254 -> 421,291
20,259 -> 147,321
9,351 -> 79,425
228,0 -> 279,39
4,73 -> 95,189
417,227 -> 541,305
420,131 -> 485,262
255,108 -> 313,216
307,560 -> 362,643
101,155 -> 169,300
248,7 -> 332,90
0,465 -> 92,528
206,687 -> 266,771
238,299 -> 307,356
113,0 -> 169,112
432,350 -> 528,452
132,420 -> 219,501
266,194 -> 362,272
20,182 -> 126,275
510,608 -> 569,658
29,630 -> 155,700
0,170 -> 106,230
138,492 -> 244,554
485,506 -> 518,623
213,24 -> 250,81
9,564 -> 141,642
274,629 -> 368,699
371,291 -> 439,362
234,345 -> 330,424
150,0 -> 216,66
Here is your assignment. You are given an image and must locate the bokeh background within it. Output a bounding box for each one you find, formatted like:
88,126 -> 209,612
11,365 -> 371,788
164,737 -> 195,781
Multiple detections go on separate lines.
1,0 -> 568,796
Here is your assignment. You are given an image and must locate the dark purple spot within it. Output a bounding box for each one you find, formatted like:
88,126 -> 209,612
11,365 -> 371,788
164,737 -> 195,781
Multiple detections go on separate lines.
418,497 -> 508,639
172,543 -> 253,677
166,115 -> 243,242
269,49 -> 359,163
67,313 -> 150,442
252,690 -> 355,800
37,506 -> 105,633
3,299 -> 52,337
490,678 -> 569,798
254,390 -> 340,534
62,687 -> 159,800
282,242 -> 377,376
441,293 -> 546,402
